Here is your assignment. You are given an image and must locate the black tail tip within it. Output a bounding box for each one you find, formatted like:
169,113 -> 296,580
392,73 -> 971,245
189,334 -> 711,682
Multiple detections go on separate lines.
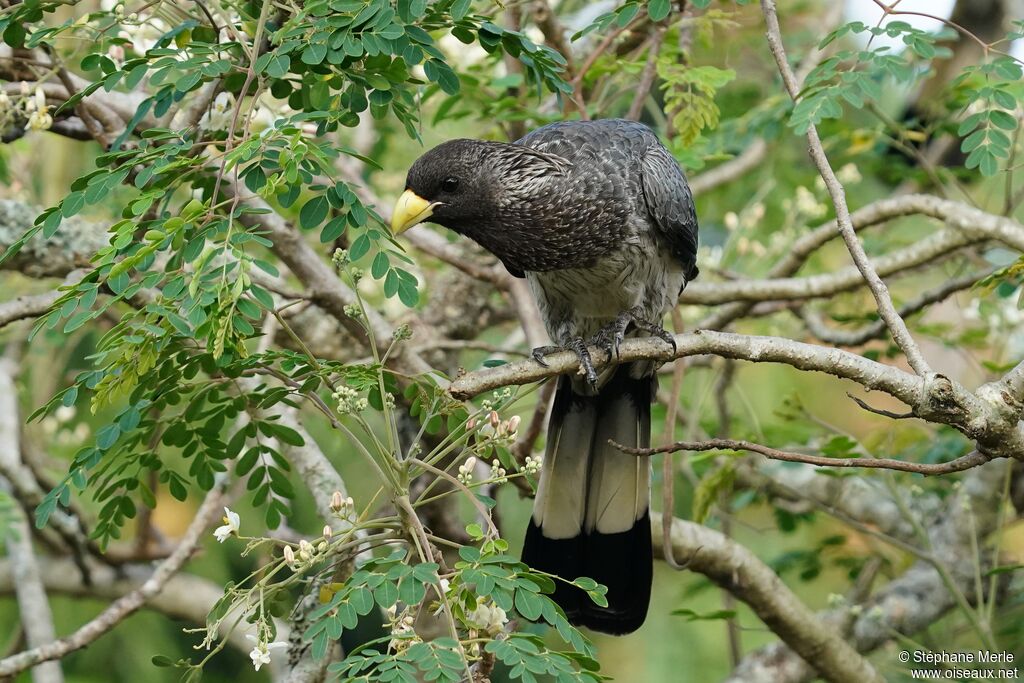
521,514 -> 653,635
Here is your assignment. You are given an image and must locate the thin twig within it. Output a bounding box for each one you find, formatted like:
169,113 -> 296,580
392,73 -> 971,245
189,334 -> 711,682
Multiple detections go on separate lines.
762,0 -> 932,376
614,438 -> 994,476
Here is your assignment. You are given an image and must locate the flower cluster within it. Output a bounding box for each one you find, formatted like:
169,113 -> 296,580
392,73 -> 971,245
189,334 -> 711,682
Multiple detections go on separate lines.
522,454 -> 543,475
332,248 -> 350,268
784,185 -> 828,220
17,85 -> 53,132
467,411 -> 520,446
479,387 -> 513,413
386,606 -> 420,653
465,597 -> 508,635
332,386 -> 367,415
457,456 -> 477,484
392,323 -> 413,342
330,490 -> 356,520
489,459 -> 507,484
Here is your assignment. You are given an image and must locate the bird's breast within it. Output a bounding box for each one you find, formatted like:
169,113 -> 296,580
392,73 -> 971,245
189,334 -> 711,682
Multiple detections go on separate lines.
526,234 -> 684,343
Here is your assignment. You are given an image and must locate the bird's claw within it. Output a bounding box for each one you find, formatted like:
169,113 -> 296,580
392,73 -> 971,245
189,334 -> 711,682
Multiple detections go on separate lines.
589,307 -> 676,360
589,319 -> 628,362
530,345 -> 561,368
531,341 -> 598,388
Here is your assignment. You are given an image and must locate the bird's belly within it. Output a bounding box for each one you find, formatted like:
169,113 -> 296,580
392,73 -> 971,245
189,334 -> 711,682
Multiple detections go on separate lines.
527,248 -> 683,343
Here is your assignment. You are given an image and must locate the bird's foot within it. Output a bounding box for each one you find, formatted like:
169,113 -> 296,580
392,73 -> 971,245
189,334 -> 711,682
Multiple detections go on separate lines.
590,307 -> 676,359
530,339 -> 598,388
530,345 -> 561,368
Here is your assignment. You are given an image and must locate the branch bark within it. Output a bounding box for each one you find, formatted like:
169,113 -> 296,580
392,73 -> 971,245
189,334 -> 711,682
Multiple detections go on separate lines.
0,357 -> 64,683
650,513 -> 884,683
728,460 -> 1011,683
0,480 -> 227,677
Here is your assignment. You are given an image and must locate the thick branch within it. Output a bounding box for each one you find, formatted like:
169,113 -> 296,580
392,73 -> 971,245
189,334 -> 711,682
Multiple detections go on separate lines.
450,331 -> 923,406
0,481 -> 226,677
0,559 -> 262,655
650,513 -> 884,683
0,358 -> 63,683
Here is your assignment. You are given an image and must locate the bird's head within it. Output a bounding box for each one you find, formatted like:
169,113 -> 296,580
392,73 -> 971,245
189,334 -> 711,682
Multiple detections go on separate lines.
390,139 -> 570,236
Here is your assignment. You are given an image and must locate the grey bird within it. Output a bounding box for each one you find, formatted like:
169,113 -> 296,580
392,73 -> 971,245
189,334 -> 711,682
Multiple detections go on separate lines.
391,119 -> 699,634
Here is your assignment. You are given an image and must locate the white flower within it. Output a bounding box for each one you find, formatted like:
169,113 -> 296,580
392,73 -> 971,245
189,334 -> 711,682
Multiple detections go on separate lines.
523,455 -> 543,475
212,507 -> 240,542
458,456 -> 477,484
466,598 -> 507,635
199,91 -> 236,132
27,109 -> 52,132
245,635 -> 287,672
489,459 -> 507,483
54,405 -> 76,423
250,104 -> 277,133
126,17 -> 169,56
836,163 -> 862,185
24,87 -> 51,131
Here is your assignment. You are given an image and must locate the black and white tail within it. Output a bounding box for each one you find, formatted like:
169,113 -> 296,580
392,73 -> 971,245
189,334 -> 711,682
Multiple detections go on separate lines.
521,365 -> 653,635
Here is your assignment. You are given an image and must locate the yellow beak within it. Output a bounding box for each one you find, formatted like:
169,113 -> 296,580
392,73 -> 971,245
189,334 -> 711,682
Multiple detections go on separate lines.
390,189 -> 436,234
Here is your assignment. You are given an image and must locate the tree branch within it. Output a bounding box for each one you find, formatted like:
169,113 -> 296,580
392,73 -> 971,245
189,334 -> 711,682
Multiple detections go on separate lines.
762,0 -> 932,375
616,438 -> 994,475
728,460 -> 1011,682
0,559 -> 264,656
450,331 -> 923,405
798,270 -> 985,346
650,513 -> 884,683
0,355 -> 64,683
0,480 -> 227,677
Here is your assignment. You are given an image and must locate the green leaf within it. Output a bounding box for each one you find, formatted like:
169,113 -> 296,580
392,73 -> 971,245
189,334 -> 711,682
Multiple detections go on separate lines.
299,196 -> 329,229
692,463 -> 734,524
647,0 -> 670,22
451,0 -> 472,21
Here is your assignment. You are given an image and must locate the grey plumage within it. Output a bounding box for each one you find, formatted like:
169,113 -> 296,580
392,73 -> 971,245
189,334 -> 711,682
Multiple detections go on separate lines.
398,119 -> 699,634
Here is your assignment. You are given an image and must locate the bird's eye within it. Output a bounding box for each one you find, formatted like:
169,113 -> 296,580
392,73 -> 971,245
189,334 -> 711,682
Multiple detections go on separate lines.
441,177 -> 459,193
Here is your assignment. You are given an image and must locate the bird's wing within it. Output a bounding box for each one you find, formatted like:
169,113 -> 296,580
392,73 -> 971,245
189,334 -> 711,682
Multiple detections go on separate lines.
639,145 -> 700,281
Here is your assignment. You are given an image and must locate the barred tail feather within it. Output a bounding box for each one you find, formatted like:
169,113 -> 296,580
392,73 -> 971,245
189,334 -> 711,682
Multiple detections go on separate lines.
521,366 -> 654,635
